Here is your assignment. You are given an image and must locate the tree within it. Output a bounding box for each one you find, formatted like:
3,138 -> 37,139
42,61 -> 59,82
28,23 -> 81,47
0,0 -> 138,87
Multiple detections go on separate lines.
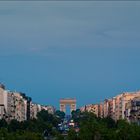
67,128 -> 78,140
55,110 -> 65,120
71,109 -> 81,124
8,119 -> 21,132
0,119 -> 7,128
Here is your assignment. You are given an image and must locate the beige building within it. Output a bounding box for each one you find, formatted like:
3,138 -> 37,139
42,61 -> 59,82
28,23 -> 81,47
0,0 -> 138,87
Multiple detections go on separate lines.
103,99 -> 109,118
6,92 -> 27,122
125,101 -> 132,123
80,104 -> 99,117
30,104 -> 55,119
0,86 -> 9,119
98,103 -> 103,118
120,92 -> 140,119
125,96 -> 140,124
114,94 -> 123,121
46,105 -> 55,114
41,105 -> 55,114
30,103 -> 41,119
0,85 -> 54,121
101,98 -> 116,119
80,91 -> 140,122
106,98 -> 116,120
111,91 -> 140,121
80,106 -> 86,112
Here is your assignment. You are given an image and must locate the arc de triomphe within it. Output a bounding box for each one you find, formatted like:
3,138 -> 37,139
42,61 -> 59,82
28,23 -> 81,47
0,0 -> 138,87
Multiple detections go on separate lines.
60,98 -> 76,113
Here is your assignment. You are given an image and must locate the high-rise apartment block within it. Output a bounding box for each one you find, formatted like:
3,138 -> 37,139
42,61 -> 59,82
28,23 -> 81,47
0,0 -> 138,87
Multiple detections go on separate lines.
125,96 -> 140,125
80,104 -> 99,117
0,84 -> 32,122
41,105 -> 55,114
0,83 -> 54,122
81,91 -> 140,124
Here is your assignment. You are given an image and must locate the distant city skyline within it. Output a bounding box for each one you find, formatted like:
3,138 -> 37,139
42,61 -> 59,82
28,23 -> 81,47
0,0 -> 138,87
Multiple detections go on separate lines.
0,1 -> 140,109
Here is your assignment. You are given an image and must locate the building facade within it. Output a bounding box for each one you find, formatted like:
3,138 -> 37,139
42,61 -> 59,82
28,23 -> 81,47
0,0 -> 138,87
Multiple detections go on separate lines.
30,103 -> 41,119
80,104 -> 99,117
81,91 -> 140,124
125,96 -> 140,125
0,84 -> 32,122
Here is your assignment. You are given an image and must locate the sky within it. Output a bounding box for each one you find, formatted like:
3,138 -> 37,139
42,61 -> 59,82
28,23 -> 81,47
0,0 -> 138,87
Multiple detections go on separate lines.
0,1 -> 140,109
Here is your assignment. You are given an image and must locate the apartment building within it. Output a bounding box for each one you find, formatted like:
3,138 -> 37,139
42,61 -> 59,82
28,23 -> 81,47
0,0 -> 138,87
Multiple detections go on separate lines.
103,99 -> 109,118
82,91 -> 140,123
125,96 -> 140,125
80,106 -> 86,112
121,93 -> 139,119
0,85 -> 8,119
41,105 -> 55,114
80,104 -> 99,117
0,84 -> 32,122
6,92 -> 27,122
98,103 -> 103,118
30,103 -> 41,119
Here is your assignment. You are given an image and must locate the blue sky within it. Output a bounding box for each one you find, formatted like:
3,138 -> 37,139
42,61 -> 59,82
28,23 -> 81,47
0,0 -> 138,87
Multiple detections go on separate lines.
0,1 -> 140,109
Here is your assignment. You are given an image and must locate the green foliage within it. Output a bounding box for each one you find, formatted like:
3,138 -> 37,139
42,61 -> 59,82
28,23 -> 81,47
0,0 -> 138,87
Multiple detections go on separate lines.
71,111 -> 140,140
1,110 -> 140,140
67,128 -> 78,140
0,110 -> 61,139
8,119 -> 21,132
0,119 -> 7,128
55,110 -> 65,120
55,133 -> 65,140
71,109 -> 81,124
0,130 -> 44,140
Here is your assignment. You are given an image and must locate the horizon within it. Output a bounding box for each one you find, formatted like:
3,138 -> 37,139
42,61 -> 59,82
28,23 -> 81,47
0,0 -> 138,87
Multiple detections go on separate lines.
1,82 -> 140,110
0,1 -> 140,109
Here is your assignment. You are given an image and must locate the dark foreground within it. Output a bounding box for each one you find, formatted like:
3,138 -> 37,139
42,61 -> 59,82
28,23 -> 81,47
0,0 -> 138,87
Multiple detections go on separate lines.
0,110 -> 140,140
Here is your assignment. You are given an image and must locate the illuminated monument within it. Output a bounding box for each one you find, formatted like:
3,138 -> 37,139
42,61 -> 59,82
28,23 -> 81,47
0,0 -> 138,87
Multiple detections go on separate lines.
60,98 -> 76,113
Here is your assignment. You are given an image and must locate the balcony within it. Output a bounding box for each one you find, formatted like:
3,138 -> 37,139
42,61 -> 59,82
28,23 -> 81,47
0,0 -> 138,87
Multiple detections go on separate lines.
130,110 -> 137,114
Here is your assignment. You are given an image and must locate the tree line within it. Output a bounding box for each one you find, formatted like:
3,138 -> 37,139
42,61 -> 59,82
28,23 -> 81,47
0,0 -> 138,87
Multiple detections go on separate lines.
0,110 -> 64,140
0,109 -> 140,140
66,109 -> 140,140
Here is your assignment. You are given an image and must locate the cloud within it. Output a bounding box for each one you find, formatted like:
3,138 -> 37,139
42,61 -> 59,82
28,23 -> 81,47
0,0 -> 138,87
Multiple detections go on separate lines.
0,1 -> 140,57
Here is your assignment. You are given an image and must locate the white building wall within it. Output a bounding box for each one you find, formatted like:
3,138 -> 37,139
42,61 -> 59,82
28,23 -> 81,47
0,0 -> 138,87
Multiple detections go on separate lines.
0,87 -> 4,104
3,90 -> 8,112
